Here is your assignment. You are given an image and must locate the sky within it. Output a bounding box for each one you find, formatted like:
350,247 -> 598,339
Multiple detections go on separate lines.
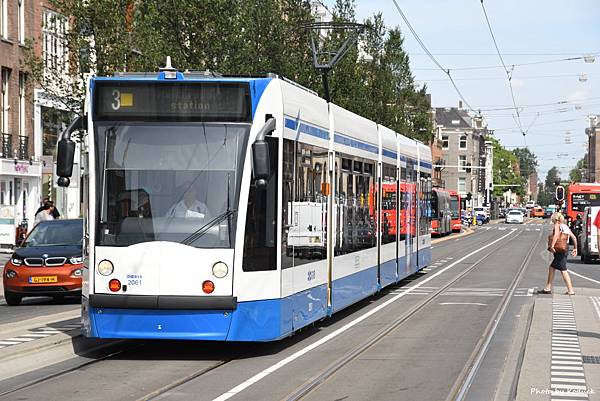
321,0 -> 600,182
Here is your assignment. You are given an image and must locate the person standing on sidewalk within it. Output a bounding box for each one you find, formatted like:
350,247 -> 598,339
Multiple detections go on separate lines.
539,212 -> 577,295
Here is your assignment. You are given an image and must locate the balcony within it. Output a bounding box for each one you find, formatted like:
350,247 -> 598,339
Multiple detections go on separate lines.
1,134 -> 12,158
18,136 -> 29,160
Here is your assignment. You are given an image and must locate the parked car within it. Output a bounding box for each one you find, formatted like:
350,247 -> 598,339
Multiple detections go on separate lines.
579,206 -> 600,263
3,219 -> 83,305
506,210 -> 524,224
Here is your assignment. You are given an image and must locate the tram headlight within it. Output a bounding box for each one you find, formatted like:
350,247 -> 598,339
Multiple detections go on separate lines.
212,262 -> 228,278
97,260 -> 114,276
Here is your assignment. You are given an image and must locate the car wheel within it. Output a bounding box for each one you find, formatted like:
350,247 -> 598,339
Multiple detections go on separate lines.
583,251 -> 592,264
4,290 -> 22,306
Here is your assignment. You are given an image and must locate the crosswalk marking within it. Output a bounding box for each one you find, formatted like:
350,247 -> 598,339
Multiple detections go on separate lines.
0,321 -> 82,351
550,300 -> 589,400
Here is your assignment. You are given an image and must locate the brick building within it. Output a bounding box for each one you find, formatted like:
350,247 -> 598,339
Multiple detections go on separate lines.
0,0 -> 75,246
0,0 -> 43,246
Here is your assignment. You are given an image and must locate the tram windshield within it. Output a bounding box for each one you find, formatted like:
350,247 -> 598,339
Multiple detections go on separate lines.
95,122 -> 249,248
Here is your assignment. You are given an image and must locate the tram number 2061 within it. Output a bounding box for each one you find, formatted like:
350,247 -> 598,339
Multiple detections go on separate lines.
307,270 -> 316,282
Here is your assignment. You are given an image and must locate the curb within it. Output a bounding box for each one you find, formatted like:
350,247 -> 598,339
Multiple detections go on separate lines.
431,226 -> 474,245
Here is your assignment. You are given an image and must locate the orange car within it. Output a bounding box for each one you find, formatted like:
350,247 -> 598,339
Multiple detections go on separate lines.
531,207 -> 544,218
3,219 -> 83,305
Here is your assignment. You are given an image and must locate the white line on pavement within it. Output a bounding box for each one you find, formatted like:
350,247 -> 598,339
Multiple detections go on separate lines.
569,270 -> 600,285
211,229 -> 518,401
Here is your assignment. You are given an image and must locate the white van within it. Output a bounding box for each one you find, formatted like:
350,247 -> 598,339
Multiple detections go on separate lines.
579,206 -> 600,263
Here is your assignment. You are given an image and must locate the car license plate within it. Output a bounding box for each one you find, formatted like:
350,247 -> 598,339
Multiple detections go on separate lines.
29,276 -> 58,283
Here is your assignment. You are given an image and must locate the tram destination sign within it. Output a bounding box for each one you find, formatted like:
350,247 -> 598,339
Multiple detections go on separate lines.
94,81 -> 251,122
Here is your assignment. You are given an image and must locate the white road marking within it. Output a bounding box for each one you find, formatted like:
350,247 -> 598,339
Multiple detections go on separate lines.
0,341 -> 20,345
551,371 -> 585,377
551,366 -> 583,371
6,337 -> 34,342
551,378 -> 587,383
569,270 -> 600,285
439,302 -> 487,306
211,229 -> 518,401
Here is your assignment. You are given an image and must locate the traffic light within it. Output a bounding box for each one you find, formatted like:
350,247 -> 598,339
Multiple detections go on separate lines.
466,192 -> 472,201
555,185 -> 565,202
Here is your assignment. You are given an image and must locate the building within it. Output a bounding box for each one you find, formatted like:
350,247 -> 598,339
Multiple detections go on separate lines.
0,0 -> 43,246
32,1 -> 79,219
527,171 -> 538,202
434,104 -> 488,207
586,115 -> 600,182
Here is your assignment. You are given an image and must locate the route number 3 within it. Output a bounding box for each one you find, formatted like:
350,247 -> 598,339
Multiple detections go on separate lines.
111,89 -> 121,110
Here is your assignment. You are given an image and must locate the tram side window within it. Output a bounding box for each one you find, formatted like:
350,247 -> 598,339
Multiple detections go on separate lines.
335,154 -> 377,255
419,172 -> 432,236
243,137 -> 278,271
283,141 -> 329,267
381,163 -> 397,245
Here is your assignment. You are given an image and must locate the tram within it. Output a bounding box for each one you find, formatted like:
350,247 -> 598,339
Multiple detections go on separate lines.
55,64 -> 432,341
431,188 -> 451,236
448,190 -> 462,232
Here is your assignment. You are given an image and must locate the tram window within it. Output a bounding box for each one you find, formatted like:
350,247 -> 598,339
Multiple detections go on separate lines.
335,154 -> 377,254
364,163 -> 373,176
341,158 -> 351,171
243,137 -> 278,271
283,141 -> 329,267
400,166 -> 406,181
381,163 -> 397,245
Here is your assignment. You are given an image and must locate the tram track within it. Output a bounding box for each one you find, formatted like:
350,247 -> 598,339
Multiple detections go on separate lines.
279,228 -> 532,401
0,228 -> 521,401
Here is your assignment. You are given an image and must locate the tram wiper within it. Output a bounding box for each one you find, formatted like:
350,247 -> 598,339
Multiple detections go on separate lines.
180,209 -> 236,246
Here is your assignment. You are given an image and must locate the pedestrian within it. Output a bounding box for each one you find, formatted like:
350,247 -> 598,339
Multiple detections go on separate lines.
35,198 -> 61,219
34,204 -> 55,225
538,212 -> 577,295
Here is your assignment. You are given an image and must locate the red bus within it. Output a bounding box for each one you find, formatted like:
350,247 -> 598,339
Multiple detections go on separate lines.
448,190 -> 462,232
567,183 -> 600,222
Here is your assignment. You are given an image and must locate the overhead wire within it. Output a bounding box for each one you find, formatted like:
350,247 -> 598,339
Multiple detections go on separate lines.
389,0 -> 478,114
478,0 -> 526,142
412,54 -> 599,71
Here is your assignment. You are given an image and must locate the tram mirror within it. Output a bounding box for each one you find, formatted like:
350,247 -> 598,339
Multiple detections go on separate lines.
252,140 -> 270,188
56,138 -> 76,186
252,117 -> 276,188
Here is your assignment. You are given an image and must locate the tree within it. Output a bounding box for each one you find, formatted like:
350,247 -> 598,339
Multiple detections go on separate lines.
23,0 -> 432,142
512,147 -> 538,178
489,137 -> 525,197
569,157 -> 587,183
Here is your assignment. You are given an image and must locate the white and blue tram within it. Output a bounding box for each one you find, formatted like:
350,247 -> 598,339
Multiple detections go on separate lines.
56,66 -> 432,341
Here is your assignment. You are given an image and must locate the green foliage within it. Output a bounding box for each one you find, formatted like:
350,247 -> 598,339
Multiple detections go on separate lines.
512,147 -> 538,178
569,157 -> 587,183
489,137 -> 526,197
21,0 -> 432,142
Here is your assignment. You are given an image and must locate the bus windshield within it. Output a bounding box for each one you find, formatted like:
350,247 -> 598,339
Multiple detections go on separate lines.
571,193 -> 600,212
95,122 -> 249,248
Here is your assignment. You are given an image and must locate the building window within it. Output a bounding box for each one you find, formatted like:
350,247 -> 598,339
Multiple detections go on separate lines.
18,74 -> 26,137
1,68 -> 9,134
442,135 -> 449,149
459,155 -> 467,172
18,0 -> 25,43
43,10 -> 68,76
0,0 -> 7,39
458,177 -> 466,193
459,134 -> 467,150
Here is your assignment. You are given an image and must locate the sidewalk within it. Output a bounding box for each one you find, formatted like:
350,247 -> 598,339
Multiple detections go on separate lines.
516,289 -> 600,401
